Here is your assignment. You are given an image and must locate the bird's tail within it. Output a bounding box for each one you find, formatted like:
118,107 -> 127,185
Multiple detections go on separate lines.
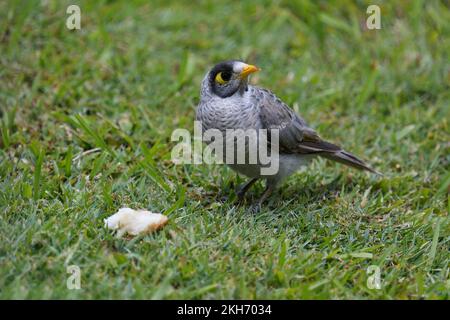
321,150 -> 381,175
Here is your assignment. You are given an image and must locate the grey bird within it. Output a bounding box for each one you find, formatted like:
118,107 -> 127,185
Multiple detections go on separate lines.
196,60 -> 379,209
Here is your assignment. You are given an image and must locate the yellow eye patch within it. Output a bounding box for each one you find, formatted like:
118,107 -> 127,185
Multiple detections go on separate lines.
215,72 -> 229,84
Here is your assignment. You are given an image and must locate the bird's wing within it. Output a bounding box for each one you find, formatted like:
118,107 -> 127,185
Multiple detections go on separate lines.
255,87 -> 379,173
255,87 -> 341,154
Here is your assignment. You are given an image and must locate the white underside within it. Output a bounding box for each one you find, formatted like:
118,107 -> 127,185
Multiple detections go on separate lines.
228,153 -> 314,185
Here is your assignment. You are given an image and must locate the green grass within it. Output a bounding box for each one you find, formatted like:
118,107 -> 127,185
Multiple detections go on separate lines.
0,0 -> 449,299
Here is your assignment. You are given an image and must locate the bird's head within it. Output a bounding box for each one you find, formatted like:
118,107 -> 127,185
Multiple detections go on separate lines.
206,60 -> 260,98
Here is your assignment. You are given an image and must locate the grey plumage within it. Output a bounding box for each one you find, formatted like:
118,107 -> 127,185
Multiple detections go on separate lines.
196,60 -> 379,207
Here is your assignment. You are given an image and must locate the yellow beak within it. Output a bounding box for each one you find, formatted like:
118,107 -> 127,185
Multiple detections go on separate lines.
240,64 -> 260,78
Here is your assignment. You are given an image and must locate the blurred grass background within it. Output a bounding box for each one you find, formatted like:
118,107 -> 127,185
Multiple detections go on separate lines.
0,0 -> 449,299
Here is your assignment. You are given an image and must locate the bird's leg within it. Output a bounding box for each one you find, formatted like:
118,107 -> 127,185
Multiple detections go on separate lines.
251,183 -> 275,212
236,178 -> 258,201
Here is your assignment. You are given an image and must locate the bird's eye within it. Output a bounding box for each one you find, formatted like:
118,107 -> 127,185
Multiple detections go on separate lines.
215,71 -> 232,84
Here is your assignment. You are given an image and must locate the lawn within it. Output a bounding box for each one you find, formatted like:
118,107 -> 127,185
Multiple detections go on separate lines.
0,0 -> 449,299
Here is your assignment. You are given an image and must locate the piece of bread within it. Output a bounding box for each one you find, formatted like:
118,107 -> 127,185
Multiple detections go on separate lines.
105,208 -> 168,237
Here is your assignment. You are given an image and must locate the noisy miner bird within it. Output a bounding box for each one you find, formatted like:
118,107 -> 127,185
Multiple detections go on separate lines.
196,60 -> 379,209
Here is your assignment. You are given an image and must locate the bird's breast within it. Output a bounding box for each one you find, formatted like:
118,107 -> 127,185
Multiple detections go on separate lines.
198,94 -> 261,132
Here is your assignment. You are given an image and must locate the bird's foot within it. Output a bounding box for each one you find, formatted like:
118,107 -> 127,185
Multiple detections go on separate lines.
248,184 -> 275,213
216,194 -> 230,203
249,202 -> 262,213
234,178 -> 259,205
235,190 -> 247,205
